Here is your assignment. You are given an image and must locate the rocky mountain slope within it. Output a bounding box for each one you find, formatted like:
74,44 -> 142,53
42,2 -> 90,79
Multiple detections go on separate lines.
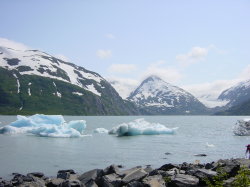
218,79 -> 250,108
128,76 -> 208,115
215,79 -> 250,115
0,46 -> 139,115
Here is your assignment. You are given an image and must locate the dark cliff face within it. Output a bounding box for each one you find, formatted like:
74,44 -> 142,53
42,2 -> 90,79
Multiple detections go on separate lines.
0,47 -> 140,115
128,76 -> 208,115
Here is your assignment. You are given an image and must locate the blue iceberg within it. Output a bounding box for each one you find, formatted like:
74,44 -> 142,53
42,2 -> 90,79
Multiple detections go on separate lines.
0,114 -> 87,138
108,118 -> 178,136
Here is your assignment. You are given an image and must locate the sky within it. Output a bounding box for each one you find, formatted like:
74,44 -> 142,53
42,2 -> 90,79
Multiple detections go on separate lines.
0,0 -> 250,107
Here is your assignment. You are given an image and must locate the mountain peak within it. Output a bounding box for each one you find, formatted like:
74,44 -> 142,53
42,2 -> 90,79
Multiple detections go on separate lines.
128,76 -> 207,114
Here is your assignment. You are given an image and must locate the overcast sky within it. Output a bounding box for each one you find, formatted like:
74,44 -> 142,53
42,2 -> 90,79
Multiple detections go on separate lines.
1,0 -> 250,106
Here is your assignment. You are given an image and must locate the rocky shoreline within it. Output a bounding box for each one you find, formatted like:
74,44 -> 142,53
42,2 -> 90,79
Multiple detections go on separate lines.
1,158 -> 250,187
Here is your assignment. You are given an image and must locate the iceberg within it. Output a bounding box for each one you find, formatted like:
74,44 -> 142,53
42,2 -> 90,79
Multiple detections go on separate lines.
108,118 -> 178,136
233,119 -> 250,136
0,114 -> 87,138
94,128 -> 109,133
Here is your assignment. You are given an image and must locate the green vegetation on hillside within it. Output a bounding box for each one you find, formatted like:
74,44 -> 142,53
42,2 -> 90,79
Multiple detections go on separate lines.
0,67 -> 139,115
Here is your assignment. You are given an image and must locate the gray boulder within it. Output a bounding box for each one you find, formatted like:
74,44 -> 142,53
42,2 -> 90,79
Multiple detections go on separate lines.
101,173 -> 122,187
116,166 -> 142,177
27,172 -> 45,178
47,178 -> 64,187
103,165 -> 120,176
78,169 -> 103,185
142,175 -> 166,187
212,159 -> 240,177
171,174 -> 199,187
126,181 -> 144,187
122,168 -> 148,184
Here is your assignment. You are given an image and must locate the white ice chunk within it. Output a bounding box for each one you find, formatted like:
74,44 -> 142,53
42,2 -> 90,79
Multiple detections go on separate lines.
94,128 -> 109,133
109,118 -> 178,136
0,114 -> 87,138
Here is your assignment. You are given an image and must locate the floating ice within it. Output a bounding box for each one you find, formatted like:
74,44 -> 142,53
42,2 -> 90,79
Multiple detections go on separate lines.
94,128 -> 109,133
233,119 -> 250,136
108,118 -> 177,136
206,142 -> 215,147
0,114 -> 87,138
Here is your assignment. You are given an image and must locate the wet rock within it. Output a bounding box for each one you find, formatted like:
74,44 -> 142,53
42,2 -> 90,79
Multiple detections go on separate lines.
57,172 -> 70,180
27,172 -> 45,178
212,159 -> 240,177
144,166 -> 153,173
101,173 -> 122,187
0,180 -> 12,187
122,168 -> 148,184
116,166 -> 142,177
19,181 -> 44,187
60,179 -> 83,187
158,163 -> 177,171
47,178 -> 64,187
103,165 -> 120,175
126,181 -> 144,187
58,170 -> 76,175
205,162 -> 214,169
78,169 -> 103,185
142,175 -> 165,187
193,169 -> 217,186
171,174 -> 199,187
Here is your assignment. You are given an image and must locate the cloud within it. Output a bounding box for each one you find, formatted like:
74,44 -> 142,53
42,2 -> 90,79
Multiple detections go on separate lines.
105,34 -> 115,39
108,77 -> 139,99
0,37 -> 30,50
142,60 -> 182,83
55,54 -> 70,62
108,64 -> 137,74
96,49 -> 112,59
176,46 -> 208,66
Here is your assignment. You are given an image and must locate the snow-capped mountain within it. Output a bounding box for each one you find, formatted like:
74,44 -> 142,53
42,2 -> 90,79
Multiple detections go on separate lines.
0,46 -> 104,96
0,46 -> 139,115
128,76 -> 208,114
218,79 -> 250,108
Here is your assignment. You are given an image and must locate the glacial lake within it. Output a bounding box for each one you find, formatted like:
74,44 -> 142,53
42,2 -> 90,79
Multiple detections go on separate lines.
0,115 -> 250,179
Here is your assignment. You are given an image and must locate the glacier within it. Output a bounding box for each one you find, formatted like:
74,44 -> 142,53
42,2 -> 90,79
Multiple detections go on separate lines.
233,119 -> 250,136
0,114 -> 87,138
108,118 -> 178,136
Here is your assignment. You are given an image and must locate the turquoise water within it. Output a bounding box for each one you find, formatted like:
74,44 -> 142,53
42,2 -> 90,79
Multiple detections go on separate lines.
0,115 -> 250,178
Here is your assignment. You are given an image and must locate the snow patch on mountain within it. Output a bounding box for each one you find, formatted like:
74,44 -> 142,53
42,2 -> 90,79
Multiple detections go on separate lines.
0,47 -> 104,97
72,92 -> 83,96
86,84 -> 101,96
